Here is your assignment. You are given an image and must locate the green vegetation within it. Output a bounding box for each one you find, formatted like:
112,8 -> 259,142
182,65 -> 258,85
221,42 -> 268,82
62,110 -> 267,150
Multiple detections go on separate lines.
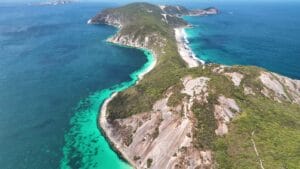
188,66 -> 300,168
192,95 -> 217,150
167,83 -> 186,107
152,127 -> 159,139
106,3 -> 187,119
133,155 -> 141,161
95,3 -> 300,168
214,95 -> 300,169
147,158 -> 153,168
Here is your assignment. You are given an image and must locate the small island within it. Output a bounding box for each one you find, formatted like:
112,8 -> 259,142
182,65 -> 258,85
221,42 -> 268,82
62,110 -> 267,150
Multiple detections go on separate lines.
35,0 -> 74,6
89,2 -> 300,169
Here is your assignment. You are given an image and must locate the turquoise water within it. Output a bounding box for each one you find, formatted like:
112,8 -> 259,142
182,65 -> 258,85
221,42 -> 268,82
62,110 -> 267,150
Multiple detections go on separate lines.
2,1 -> 300,169
184,2 -> 300,79
60,49 -> 154,169
0,3 -> 154,169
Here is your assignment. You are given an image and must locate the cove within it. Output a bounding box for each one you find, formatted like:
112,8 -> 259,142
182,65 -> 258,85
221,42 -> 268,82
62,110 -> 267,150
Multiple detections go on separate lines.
0,3 -> 154,169
60,46 -> 155,169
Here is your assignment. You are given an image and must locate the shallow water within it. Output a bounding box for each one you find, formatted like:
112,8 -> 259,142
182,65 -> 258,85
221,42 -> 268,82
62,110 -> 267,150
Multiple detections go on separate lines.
60,49 -> 154,169
2,1 -> 300,169
0,3 -> 153,169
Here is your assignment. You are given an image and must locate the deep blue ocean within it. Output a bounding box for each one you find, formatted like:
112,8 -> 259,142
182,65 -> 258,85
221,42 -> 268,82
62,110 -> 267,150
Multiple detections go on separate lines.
0,1 -> 300,169
183,2 -> 300,79
0,2 -> 147,169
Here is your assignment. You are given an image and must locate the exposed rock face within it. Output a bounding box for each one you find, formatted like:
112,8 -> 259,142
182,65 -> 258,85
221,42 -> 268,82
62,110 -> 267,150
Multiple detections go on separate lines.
102,65 -> 300,169
189,7 -> 219,16
244,85 -> 255,95
88,3 -> 188,56
101,76 -> 215,169
159,5 -> 219,16
259,72 -> 300,104
225,72 -> 244,86
164,14 -> 188,28
273,73 -> 300,103
94,3 -> 300,169
89,3 -> 218,28
159,5 -> 190,15
212,65 -> 227,74
107,31 -> 166,55
89,3 -> 188,28
181,76 -> 210,104
105,95 -> 196,169
88,9 -> 123,28
260,72 -> 289,102
88,3 -> 219,58
214,96 -> 240,136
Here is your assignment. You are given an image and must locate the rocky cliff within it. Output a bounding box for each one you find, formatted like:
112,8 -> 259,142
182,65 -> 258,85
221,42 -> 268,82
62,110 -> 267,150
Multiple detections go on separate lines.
101,64 -> 300,169
91,3 -> 300,169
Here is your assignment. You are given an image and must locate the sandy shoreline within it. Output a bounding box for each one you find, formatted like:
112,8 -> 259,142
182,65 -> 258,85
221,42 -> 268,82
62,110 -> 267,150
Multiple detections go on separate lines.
99,38 -> 157,167
98,26 -> 200,168
99,92 -> 136,166
175,27 -> 204,67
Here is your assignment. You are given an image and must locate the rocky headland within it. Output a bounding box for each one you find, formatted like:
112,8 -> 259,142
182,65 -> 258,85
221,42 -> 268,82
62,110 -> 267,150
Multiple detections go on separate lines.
89,2 -> 300,169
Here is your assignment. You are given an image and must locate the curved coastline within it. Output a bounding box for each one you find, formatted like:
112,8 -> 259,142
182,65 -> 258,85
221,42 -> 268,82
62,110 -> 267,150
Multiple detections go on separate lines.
98,37 -> 157,167
175,27 -> 205,67
94,9 -> 204,168
182,27 -> 205,64
60,27 -> 156,168
79,3 -> 300,169
97,26 -> 205,168
98,26 -> 208,168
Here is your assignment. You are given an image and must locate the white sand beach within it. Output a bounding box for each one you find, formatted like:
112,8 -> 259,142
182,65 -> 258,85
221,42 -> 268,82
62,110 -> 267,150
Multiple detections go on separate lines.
175,27 -> 204,68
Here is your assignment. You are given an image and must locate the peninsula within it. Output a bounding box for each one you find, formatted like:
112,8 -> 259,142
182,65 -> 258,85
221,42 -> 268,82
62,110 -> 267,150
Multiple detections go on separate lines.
90,3 -> 300,169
